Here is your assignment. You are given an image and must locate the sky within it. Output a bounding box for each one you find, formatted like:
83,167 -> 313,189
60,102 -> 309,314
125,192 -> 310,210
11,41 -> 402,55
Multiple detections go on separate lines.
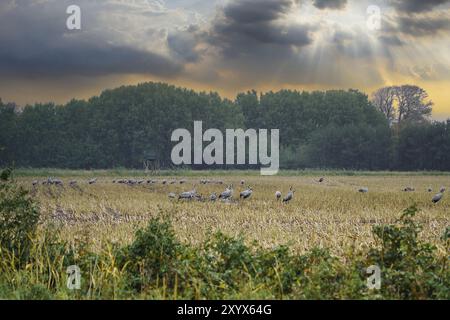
0,0 -> 449,119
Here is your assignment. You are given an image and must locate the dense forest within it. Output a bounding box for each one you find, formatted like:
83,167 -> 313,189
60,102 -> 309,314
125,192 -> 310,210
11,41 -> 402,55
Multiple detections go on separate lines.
1,82 -> 450,171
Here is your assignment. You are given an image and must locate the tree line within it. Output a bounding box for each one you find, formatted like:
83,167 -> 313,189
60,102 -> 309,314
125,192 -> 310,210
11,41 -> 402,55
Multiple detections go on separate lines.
1,82 -> 449,171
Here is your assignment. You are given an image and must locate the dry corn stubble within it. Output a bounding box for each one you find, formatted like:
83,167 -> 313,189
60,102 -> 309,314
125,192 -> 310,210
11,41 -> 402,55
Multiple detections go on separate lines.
20,173 -> 449,257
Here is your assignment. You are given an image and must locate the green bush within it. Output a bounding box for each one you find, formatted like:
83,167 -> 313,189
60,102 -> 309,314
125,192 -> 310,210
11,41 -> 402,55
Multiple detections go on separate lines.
367,205 -> 449,299
117,216 -> 187,292
0,168 -> 40,266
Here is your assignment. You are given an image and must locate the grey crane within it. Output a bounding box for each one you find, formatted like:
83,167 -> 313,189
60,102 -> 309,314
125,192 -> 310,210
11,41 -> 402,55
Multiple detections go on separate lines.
32,180 -> 39,186
210,192 -> 217,201
318,177 -> 324,183
240,187 -> 253,199
432,190 -> 445,203
282,187 -> 294,203
168,192 -> 177,199
88,178 -> 97,185
178,187 -> 197,200
219,185 -> 233,200
403,187 -> 415,192
440,187 -> 446,193
69,180 -> 77,186
275,191 -> 282,200
358,187 -> 369,193
127,179 -> 137,185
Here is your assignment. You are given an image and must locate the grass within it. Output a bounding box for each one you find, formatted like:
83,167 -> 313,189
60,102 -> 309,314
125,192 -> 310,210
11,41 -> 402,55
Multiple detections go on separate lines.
12,168 -> 450,178
1,169 -> 449,299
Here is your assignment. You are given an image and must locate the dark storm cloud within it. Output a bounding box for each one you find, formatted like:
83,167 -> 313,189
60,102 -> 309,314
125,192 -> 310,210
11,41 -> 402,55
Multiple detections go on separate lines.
391,0 -> 450,13
0,0 -> 182,78
205,0 -> 313,58
312,0 -> 347,10
379,8 -> 450,44
167,25 -> 203,63
0,42 -> 182,78
397,15 -> 450,37
223,0 -> 297,23
185,0 -> 384,88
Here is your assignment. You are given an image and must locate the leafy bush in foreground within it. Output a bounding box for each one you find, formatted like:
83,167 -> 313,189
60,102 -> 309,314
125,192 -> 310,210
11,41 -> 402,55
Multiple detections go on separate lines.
367,205 -> 449,299
0,168 -> 40,266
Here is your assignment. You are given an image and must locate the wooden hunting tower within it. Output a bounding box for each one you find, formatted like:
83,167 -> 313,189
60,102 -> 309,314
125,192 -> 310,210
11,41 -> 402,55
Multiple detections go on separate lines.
143,150 -> 159,172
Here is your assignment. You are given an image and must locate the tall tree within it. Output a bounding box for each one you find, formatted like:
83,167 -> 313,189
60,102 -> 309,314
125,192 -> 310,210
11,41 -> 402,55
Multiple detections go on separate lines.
371,86 -> 396,124
394,85 -> 433,125
0,100 -> 18,166
372,85 -> 433,126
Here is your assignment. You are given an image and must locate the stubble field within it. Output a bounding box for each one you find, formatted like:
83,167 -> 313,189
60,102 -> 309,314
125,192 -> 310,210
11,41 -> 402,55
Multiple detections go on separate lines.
17,170 -> 450,258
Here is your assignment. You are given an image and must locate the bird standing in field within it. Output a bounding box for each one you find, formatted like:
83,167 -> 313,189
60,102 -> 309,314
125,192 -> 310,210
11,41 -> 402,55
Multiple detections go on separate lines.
178,187 -> 196,200
282,187 -> 294,203
168,192 -> 177,199
358,187 -> 369,193
88,178 -> 97,185
240,187 -> 253,200
440,187 -> 446,193
219,185 -> 233,200
210,192 -> 217,201
318,177 -> 324,183
275,191 -> 282,201
32,180 -> 39,186
432,190 -> 445,203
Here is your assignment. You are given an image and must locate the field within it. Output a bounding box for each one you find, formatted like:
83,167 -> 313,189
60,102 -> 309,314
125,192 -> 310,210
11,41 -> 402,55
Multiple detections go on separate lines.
1,169 -> 449,300
15,169 -> 450,256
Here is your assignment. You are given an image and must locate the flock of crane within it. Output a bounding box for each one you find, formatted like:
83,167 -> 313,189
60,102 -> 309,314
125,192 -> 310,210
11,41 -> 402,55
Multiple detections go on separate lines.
168,185 -> 295,203
31,177 -> 446,204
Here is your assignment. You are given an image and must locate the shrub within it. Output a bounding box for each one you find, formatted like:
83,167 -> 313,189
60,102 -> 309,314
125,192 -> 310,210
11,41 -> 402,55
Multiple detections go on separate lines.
117,216 -> 187,293
0,168 -> 40,266
367,205 -> 449,299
